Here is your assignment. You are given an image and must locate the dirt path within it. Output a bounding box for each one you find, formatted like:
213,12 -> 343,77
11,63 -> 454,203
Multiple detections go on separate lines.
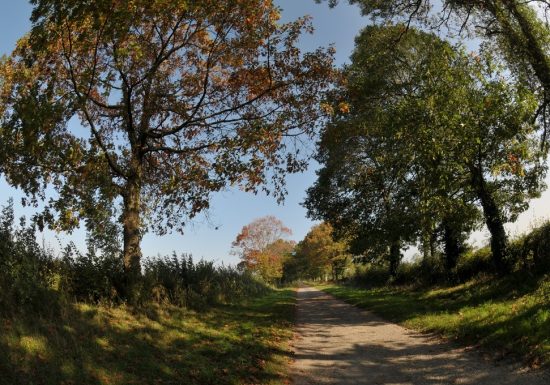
291,286 -> 548,385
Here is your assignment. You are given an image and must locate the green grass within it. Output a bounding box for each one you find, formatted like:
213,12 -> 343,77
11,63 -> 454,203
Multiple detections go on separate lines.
0,289 -> 296,385
318,274 -> 549,368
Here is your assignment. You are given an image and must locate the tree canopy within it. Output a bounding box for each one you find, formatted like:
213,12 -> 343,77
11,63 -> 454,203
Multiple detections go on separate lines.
290,222 -> 350,281
320,1 -> 550,140
0,0 -> 334,296
305,25 -> 546,276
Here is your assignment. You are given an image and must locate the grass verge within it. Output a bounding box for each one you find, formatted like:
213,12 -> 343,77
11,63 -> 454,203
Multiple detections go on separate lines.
0,289 -> 296,385
318,273 -> 549,368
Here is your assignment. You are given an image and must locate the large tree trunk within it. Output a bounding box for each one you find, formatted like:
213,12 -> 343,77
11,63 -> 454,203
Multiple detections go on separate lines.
122,176 -> 142,300
470,166 -> 509,273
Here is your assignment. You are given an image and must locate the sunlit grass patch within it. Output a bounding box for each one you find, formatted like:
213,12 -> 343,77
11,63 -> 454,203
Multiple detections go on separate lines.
19,335 -> 48,355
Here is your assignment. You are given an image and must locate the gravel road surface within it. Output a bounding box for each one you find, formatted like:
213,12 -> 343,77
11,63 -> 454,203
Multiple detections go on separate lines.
291,286 -> 548,385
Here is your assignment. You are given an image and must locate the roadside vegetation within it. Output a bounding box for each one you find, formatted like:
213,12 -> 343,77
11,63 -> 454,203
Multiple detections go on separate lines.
283,3 -> 550,368
0,201 -> 295,385
0,289 -> 295,385
3,0 -> 550,382
284,207 -> 550,368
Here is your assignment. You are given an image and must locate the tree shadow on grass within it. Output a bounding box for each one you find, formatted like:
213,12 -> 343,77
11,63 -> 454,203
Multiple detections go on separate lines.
0,290 -> 295,385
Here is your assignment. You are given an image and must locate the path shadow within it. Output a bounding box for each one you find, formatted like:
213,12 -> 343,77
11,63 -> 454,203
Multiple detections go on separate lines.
292,287 -> 550,385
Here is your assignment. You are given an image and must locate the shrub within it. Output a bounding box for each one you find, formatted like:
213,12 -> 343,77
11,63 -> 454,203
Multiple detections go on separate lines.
59,244 -> 125,304
395,254 -> 450,285
0,200 -> 57,315
0,199 -> 271,311
142,254 -> 269,309
456,246 -> 493,281
514,221 -> 550,273
349,263 -> 391,287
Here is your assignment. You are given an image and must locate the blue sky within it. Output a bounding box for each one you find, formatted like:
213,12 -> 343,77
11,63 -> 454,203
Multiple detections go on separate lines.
0,0 -> 367,264
1,0 -> 549,264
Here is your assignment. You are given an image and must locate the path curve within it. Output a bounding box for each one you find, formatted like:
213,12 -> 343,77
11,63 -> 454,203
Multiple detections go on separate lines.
291,286 -> 548,385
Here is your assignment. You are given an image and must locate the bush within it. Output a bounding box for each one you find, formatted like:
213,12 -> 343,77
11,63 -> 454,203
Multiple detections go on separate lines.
513,221 -> 550,273
142,254 -> 269,309
395,254 -> 450,285
59,244 -> 125,304
0,201 -> 58,315
456,246 -> 493,281
0,199 -> 271,312
349,263 -> 391,287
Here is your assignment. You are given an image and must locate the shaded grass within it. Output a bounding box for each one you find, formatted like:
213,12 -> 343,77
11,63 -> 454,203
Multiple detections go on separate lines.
0,289 -> 296,385
318,273 -> 549,368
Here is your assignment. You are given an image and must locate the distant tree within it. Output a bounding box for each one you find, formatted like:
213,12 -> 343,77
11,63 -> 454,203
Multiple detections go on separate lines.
257,238 -> 296,283
231,215 -> 293,282
293,222 -> 350,281
0,0 -> 334,297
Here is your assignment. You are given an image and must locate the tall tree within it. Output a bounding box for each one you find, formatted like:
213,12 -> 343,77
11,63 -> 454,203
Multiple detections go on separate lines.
306,25 -> 545,275
319,1 -> 550,142
0,0 -> 334,296
305,26 -> 433,277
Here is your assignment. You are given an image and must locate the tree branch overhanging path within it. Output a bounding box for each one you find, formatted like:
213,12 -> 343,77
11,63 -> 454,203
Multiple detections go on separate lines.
291,287 -> 549,385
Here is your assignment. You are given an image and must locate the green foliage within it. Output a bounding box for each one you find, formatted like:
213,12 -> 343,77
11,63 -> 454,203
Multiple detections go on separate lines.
285,222 -> 351,282
513,221 -> 550,272
347,220 -> 550,288
348,263 -> 391,287
456,246 -> 495,282
321,1 -> 550,147
0,0 -> 335,292
0,200 -> 58,315
306,24 -> 545,277
0,197 -> 288,383
0,199 -> 271,310
58,249 -> 269,308
142,254 -> 269,309
59,243 -> 125,304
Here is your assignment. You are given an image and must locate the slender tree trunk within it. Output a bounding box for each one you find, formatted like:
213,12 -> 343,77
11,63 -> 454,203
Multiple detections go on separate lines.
388,240 -> 401,278
442,218 -> 460,273
122,176 -> 142,300
470,166 -> 509,273
421,230 -> 432,260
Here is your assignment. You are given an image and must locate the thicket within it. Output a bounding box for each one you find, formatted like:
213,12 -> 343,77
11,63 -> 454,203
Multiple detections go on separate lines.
349,221 -> 550,288
0,201 -> 58,315
0,201 -> 269,315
